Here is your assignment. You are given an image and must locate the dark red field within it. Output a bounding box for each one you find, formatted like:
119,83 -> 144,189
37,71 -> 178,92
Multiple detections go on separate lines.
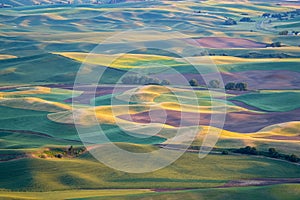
118,108 -> 300,133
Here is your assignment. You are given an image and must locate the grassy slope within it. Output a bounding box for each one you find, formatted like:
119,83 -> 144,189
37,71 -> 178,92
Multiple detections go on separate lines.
1,184 -> 300,200
0,1 -> 299,199
0,149 -> 300,191
0,105 -> 166,144
0,54 -> 80,84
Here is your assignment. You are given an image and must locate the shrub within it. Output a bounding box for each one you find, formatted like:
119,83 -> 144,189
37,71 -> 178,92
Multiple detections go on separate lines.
55,154 -> 63,159
189,79 -> 199,86
40,154 -> 47,159
209,80 -> 220,88
161,79 -> 170,85
266,42 -> 282,48
240,17 -> 255,22
235,82 -> 247,91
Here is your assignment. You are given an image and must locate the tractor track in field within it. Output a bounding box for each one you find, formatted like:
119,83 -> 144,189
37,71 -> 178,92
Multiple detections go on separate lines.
219,178 -> 300,188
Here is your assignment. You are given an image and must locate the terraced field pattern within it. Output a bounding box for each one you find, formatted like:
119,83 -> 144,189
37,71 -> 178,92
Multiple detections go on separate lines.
0,0 -> 300,199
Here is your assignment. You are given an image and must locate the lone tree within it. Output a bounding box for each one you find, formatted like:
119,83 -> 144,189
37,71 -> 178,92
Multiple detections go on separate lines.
279,30 -> 288,35
189,79 -> 199,86
266,42 -> 282,48
121,75 -> 139,84
208,80 -> 220,88
240,17 -> 254,22
161,79 -> 170,85
147,77 -> 160,85
138,75 -> 149,85
68,145 -> 74,155
235,82 -> 248,91
225,82 -> 236,90
55,154 -> 63,159
224,18 -> 237,25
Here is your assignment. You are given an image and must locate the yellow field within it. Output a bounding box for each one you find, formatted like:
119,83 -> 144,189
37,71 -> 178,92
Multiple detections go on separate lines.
0,86 -> 51,97
258,121 -> 300,136
0,97 -> 71,112
56,51 -> 300,68
178,56 -> 300,65
54,52 -> 186,68
196,122 -> 300,145
0,54 -> 17,60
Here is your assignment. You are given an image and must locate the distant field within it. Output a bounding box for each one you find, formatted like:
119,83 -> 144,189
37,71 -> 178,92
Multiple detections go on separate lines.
220,61 -> 300,73
230,91 -> 300,112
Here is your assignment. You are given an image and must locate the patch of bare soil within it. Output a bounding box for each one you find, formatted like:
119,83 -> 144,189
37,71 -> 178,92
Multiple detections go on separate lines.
222,178 -> 300,188
189,37 -> 266,48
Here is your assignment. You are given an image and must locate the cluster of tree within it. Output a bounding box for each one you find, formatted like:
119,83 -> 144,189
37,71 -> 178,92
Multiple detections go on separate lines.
235,146 -> 258,155
238,52 -> 293,59
121,75 -> 170,85
206,52 -> 292,58
208,53 -> 228,56
286,154 -> 300,163
189,79 -> 222,88
262,9 -> 300,20
41,146 -> 87,159
223,18 -> 237,25
66,146 -> 86,157
233,146 -> 300,163
265,148 -> 299,162
266,42 -> 282,48
225,82 -> 248,91
239,17 -> 255,22
188,146 -> 300,163
279,30 -> 300,36
189,79 -> 246,90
